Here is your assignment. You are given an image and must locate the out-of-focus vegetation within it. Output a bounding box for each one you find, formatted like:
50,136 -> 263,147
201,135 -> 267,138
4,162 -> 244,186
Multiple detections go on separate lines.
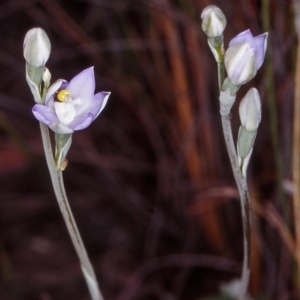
0,0 -> 297,299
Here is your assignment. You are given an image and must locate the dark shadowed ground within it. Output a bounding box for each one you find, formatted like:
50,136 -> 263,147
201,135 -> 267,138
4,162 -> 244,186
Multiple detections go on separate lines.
0,0 -> 298,299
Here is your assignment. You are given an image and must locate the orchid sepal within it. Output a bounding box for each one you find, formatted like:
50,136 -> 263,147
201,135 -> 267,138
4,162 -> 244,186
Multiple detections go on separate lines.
26,63 -> 43,104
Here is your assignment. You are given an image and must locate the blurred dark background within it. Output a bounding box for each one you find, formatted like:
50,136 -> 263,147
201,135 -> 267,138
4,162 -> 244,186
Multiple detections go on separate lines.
0,0 -> 297,299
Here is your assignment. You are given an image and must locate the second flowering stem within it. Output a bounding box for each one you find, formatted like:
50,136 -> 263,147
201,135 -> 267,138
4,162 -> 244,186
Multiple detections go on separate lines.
220,110 -> 251,300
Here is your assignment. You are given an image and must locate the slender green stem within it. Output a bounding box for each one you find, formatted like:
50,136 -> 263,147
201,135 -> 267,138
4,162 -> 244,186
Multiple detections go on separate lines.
39,122 -> 104,300
220,114 -> 251,300
217,48 -> 225,90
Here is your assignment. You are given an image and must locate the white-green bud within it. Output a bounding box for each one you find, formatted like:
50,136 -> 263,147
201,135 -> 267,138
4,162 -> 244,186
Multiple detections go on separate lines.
23,28 -> 51,67
237,127 -> 256,178
237,127 -> 256,159
42,68 -> 51,89
239,88 -> 261,131
201,5 -> 227,37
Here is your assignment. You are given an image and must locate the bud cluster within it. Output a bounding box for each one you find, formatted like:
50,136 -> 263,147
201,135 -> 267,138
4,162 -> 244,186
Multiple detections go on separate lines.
201,5 -> 267,176
201,6 -> 268,87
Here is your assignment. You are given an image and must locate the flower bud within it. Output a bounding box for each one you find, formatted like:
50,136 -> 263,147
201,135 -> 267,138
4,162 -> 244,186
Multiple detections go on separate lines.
224,30 -> 268,85
201,5 -> 227,37
237,127 -> 256,159
23,28 -> 51,67
239,88 -> 261,131
237,127 -> 256,177
42,68 -> 51,89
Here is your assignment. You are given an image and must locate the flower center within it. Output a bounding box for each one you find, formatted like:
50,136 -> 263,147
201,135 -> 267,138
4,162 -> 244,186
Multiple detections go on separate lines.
54,90 -> 76,124
56,89 -> 72,103
54,102 -> 76,124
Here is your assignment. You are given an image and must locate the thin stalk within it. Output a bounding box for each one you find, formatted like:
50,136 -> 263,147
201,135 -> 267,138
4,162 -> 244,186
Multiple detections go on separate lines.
220,114 -> 251,300
217,64 -> 251,298
217,61 -> 225,90
39,122 -> 104,300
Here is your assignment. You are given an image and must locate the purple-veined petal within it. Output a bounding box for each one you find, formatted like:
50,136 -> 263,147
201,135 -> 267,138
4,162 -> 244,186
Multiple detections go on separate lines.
225,43 -> 256,85
229,29 -> 253,47
67,67 -> 95,101
69,113 -> 94,131
225,29 -> 268,85
32,104 -> 58,125
253,32 -> 268,69
85,91 -> 110,119
49,122 -> 74,134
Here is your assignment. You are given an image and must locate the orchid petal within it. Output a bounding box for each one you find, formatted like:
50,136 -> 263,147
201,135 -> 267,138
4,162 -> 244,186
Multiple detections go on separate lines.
67,67 -> 95,101
254,32 -> 268,69
32,104 -> 58,125
229,29 -> 253,46
87,92 -> 110,119
69,113 -> 94,131
225,43 -> 256,85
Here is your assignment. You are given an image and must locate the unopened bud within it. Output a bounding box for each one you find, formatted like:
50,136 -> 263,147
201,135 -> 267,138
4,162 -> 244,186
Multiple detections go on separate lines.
42,68 -> 51,89
23,28 -> 51,67
239,88 -> 261,131
201,6 -> 227,37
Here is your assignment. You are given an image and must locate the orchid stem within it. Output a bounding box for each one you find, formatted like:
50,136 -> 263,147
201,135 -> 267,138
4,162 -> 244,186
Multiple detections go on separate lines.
217,65 -> 251,298
39,122 -> 104,300
220,114 -> 251,300
217,61 -> 225,90
217,46 -> 225,89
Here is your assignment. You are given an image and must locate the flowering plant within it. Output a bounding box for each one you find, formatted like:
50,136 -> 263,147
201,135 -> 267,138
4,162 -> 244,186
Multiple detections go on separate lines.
32,67 -> 110,134
201,7 -> 268,299
24,27 -> 107,300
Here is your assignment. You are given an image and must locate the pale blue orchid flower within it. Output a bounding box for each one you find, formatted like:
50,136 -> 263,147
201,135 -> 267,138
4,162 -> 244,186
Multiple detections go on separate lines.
33,67 -> 110,134
224,29 -> 268,85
